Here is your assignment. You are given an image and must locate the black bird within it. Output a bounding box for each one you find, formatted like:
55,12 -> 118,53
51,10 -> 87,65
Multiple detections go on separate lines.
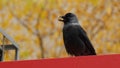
58,13 -> 96,56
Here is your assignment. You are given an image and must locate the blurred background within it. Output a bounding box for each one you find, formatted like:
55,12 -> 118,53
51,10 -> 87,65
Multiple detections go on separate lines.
0,0 -> 120,61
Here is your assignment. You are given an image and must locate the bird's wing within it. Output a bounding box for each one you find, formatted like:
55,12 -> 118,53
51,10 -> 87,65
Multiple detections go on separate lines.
77,26 -> 96,54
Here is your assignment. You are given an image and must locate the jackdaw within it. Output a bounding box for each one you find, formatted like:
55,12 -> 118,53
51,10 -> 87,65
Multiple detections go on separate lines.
58,13 -> 96,56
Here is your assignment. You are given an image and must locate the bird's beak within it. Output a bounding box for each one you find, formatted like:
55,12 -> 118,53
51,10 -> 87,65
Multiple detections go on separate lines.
58,16 -> 64,22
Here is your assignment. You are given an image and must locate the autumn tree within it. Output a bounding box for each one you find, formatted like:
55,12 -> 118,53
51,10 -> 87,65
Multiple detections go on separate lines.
0,0 -> 119,61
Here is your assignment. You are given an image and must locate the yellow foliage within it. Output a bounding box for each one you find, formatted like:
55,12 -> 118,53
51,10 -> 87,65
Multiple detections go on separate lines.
0,0 -> 120,61
1,21 -> 10,28
106,43 -> 112,52
8,13 -> 13,20
40,10 -> 47,19
14,35 -> 22,41
96,45 -> 103,54
89,0 -> 98,6
106,5 -> 112,15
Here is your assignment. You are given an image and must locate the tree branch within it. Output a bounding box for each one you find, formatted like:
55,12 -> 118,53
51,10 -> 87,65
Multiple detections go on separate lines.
8,4 -> 45,58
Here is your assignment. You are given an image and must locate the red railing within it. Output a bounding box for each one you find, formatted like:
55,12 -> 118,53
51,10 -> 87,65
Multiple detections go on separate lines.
0,54 -> 120,68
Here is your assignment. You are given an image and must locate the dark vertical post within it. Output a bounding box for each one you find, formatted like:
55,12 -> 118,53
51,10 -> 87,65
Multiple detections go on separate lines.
0,48 -> 3,61
0,28 -> 19,61
15,48 -> 19,60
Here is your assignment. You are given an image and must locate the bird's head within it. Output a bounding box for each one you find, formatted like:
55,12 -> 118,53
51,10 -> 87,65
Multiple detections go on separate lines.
58,13 -> 78,24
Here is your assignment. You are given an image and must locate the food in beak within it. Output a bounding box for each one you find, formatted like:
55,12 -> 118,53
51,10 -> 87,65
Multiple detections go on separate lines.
58,16 -> 64,21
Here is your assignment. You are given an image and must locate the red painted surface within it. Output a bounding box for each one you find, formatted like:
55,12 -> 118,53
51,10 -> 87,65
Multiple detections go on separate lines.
0,54 -> 120,68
